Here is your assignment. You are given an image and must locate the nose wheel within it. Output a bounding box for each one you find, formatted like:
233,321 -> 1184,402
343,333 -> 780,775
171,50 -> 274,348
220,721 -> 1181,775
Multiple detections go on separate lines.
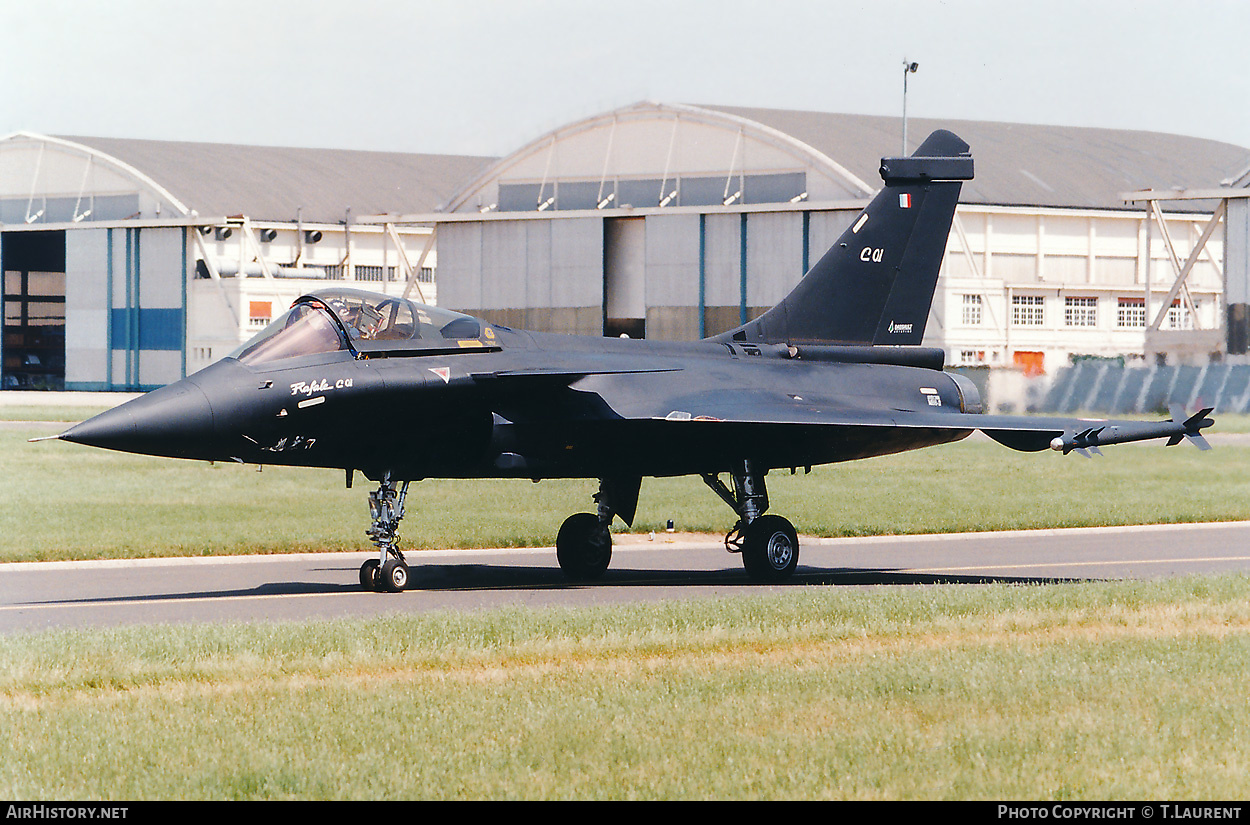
360,474 -> 411,592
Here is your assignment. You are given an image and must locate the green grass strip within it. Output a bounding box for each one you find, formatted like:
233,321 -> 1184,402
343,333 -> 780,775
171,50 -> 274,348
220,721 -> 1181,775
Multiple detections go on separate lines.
2,577 -> 1249,799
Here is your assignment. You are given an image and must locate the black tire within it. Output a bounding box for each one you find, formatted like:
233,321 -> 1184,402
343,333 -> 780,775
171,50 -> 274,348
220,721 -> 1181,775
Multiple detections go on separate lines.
380,558 -> 409,593
556,512 -> 612,581
359,558 -> 381,591
741,515 -> 799,582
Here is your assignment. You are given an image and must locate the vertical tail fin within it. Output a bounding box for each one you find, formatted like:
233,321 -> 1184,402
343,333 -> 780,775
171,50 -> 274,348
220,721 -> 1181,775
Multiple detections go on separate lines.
713,129 -> 972,346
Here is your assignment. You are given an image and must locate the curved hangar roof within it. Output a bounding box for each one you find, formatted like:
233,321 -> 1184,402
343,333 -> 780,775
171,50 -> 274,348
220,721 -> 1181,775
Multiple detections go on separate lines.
446,101 -> 1250,214
0,131 -> 494,225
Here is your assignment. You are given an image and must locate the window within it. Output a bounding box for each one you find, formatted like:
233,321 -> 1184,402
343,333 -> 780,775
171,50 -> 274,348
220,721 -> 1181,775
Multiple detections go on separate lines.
961,294 -> 982,326
354,266 -> 397,282
1168,300 -> 1194,331
248,301 -> 272,329
1012,295 -> 1044,326
1064,296 -> 1097,327
1117,299 -> 1145,328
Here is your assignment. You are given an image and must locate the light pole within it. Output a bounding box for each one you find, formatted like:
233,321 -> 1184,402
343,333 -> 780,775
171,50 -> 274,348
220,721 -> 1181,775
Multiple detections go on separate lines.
902,60 -> 919,154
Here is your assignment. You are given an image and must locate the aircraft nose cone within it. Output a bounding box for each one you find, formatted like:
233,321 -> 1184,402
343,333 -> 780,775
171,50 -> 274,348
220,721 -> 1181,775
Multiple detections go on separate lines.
60,380 -> 215,459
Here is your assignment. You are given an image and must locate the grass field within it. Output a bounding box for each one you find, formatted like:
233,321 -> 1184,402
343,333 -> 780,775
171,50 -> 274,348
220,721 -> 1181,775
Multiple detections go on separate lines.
2,579 -> 1250,799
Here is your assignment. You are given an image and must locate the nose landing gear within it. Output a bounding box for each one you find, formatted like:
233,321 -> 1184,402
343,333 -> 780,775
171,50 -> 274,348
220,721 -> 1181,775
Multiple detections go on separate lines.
360,473 -> 411,592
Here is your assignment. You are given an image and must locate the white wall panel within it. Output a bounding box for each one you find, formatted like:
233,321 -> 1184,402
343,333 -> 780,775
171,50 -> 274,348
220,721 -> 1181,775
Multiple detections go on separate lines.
524,221 -> 553,310
746,211 -> 803,307
434,222 -> 482,311
644,214 -> 699,306
64,228 -> 109,385
137,228 -> 185,308
64,347 -> 108,386
1228,200 -> 1249,305
703,214 -> 742,307
111,229 -> 128,308
480,221 -> 528,310
549,218 -> 602,309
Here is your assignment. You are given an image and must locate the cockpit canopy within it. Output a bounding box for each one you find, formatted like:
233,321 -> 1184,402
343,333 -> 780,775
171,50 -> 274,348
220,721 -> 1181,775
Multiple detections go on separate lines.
232,288 -> 497,366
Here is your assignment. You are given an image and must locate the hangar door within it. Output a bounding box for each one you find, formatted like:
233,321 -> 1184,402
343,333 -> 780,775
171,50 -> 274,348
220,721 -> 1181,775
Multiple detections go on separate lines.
437,217 -> 604,336
62,227 -> 187,391
1,231 -> 66,390
604,217 -> 646,338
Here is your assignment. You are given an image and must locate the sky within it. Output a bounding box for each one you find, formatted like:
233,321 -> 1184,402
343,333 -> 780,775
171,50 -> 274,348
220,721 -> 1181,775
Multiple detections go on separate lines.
2,0 -> 1248,159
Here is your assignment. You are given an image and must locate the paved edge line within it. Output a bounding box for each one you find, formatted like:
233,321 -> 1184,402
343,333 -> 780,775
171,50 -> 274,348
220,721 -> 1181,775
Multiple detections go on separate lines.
4,520 -> 1249,573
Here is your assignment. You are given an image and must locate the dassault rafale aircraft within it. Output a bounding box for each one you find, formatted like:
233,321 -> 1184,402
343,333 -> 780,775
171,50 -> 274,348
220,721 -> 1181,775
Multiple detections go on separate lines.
46,130 -> 1214,592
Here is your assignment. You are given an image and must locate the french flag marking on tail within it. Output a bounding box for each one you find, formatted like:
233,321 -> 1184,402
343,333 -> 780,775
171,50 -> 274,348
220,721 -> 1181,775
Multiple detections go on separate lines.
899,193 -> 912,208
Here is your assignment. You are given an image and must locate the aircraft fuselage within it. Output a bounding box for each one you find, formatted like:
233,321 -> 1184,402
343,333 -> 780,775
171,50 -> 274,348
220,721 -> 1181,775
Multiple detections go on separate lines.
66,324 -> 976,482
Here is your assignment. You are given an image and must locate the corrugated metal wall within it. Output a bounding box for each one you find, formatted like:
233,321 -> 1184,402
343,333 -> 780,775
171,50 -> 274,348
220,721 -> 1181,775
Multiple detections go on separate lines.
438,217 -> 604,336
644,214 -> 700,340
64,229 -> 109,389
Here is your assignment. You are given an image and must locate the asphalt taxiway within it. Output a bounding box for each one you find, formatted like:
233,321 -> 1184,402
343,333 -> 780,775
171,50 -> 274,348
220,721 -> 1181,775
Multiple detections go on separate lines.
2,521 -> 1249,634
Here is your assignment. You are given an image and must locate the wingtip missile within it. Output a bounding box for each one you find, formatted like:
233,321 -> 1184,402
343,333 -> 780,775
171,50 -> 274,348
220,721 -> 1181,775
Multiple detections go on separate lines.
1050,407 -> 1216,454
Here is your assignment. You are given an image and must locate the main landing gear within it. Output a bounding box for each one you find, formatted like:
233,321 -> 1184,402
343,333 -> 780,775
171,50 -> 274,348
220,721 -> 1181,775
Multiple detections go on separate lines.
701,459 -> 799,582
556,476 -> 640,581
359,473 -> 412,592
553,463 -> 799,583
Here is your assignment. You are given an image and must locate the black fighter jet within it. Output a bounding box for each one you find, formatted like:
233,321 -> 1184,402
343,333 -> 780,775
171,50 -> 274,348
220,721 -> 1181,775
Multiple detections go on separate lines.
49,130 -> 1214,591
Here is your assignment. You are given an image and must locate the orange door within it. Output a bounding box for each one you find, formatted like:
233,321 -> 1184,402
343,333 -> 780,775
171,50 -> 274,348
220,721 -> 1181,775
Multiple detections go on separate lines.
1013,351 -> 1045,377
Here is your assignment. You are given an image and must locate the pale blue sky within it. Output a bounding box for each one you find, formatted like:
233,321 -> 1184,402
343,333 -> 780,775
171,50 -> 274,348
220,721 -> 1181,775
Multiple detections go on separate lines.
3,0 -> 1248,157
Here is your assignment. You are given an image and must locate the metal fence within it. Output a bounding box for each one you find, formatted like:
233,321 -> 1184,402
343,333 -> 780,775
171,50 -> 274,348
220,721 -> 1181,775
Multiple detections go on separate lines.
1039,362 -> 1250,414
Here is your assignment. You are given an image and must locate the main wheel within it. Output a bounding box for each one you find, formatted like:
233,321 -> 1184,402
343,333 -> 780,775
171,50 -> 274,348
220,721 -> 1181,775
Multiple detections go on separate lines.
741,515 -> 799,582
556,512 -> 612,581
379,558 -> 410,593
359,558 -> 381,591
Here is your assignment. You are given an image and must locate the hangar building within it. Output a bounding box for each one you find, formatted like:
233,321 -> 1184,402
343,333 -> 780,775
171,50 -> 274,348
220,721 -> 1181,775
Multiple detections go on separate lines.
0,132 -> 490,390
402,102 -> 1248,376
3,103 -> 1248,393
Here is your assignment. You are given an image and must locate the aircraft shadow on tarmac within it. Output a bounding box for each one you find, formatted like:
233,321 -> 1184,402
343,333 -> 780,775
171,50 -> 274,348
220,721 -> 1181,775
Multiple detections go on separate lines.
404,564 -> 1088,591
20,564 -> 1087,609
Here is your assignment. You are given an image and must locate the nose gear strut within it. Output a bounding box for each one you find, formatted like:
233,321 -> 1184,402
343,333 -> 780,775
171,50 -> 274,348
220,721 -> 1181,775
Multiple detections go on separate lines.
359,473 -> 411,592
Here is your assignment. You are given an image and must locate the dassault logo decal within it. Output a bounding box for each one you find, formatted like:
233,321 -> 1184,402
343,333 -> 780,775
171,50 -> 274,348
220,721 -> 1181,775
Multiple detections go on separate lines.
888,321 -> 913,334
